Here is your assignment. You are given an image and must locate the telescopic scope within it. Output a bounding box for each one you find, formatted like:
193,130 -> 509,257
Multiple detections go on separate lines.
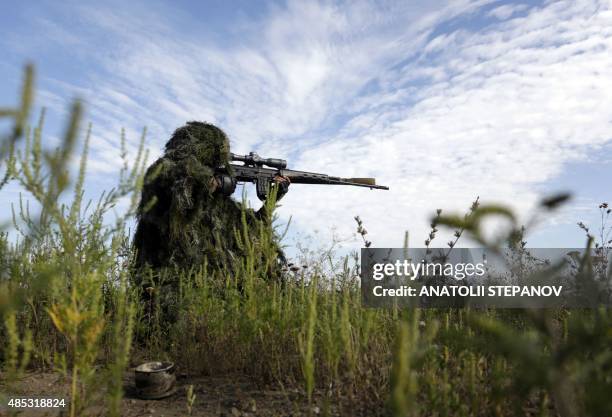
230,152 -> 287,169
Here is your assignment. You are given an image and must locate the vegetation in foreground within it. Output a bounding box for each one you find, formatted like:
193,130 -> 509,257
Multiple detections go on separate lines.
1,66 -> 611,417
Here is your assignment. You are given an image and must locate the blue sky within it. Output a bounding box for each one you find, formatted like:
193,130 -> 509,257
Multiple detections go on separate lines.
1,0 -> 611,253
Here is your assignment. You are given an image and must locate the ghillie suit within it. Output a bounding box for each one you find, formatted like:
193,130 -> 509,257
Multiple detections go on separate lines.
133,122 -> 286,322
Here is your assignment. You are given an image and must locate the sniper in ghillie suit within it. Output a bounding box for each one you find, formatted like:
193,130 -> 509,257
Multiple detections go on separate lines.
132,121 -> 388,326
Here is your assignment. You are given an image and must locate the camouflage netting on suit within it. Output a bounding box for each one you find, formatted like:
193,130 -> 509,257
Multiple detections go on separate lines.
133,121 -> 282,288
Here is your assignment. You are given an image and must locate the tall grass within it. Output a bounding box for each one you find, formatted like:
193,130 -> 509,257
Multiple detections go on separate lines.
1,65 -> 611,417
0,66 -> 146,417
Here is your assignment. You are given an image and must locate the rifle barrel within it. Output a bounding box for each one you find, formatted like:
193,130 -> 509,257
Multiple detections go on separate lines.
282,170 -> 389,190
226,164 -> 389,190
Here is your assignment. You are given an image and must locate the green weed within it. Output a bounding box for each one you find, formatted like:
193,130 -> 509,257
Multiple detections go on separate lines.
0,65 -> 610,417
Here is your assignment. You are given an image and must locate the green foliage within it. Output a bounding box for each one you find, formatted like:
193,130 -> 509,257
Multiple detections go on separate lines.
0,64 -> 33,166
0,65 -> 145,416
1,65 -> 610,417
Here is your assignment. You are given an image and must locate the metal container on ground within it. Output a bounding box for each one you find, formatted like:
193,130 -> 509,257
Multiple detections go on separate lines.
134,361 -> 176,400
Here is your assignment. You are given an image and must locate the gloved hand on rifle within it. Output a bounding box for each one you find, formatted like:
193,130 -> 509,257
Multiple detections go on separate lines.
272,174 -> 291,200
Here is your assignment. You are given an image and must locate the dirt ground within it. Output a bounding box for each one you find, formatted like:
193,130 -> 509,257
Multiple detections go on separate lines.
0,371 -> 340,417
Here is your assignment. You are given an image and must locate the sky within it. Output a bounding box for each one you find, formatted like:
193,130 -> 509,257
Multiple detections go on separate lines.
1,0 -> 611,255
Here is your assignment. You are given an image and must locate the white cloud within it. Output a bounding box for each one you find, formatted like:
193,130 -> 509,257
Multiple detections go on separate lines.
282,0 -> 612,247
487,3 -> 529,20
5,0 -> 612,250
47,0 -> 488,157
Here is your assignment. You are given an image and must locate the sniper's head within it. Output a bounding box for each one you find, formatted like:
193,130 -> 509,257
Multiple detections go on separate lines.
165,121 -> 230,166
